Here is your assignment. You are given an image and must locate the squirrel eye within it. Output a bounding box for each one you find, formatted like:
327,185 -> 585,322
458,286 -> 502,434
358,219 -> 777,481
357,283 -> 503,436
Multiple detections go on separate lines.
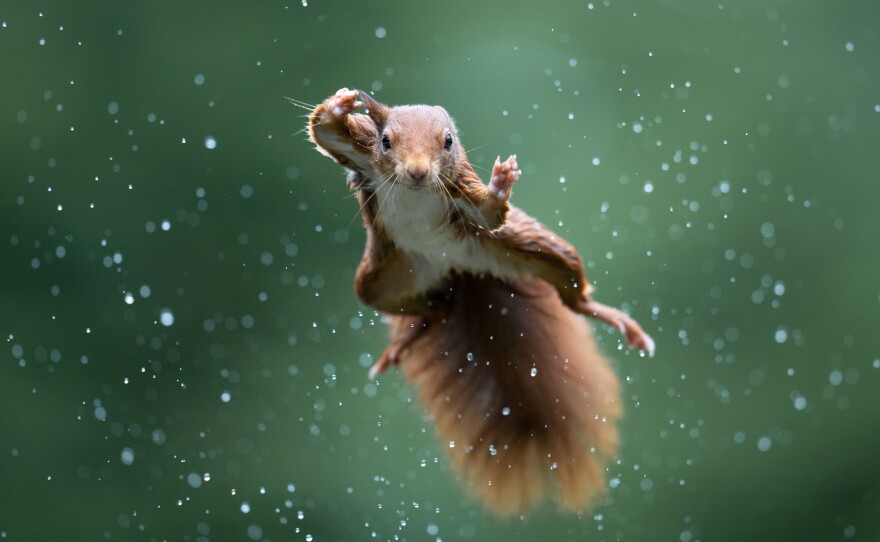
444,133 -> 453,151
381,134 -> 391,151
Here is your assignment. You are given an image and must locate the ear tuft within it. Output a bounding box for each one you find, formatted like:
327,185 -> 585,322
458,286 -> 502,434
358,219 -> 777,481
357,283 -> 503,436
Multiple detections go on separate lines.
357,90 -> 389,129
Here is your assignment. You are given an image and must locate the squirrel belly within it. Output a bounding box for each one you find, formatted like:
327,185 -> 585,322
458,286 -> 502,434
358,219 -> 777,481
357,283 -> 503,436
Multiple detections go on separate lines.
391,273 -> 621,515
371,180 -> 522,291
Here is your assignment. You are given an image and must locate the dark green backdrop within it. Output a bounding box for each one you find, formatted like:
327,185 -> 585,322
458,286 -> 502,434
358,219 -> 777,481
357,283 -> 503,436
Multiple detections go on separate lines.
1,1 -> 878,540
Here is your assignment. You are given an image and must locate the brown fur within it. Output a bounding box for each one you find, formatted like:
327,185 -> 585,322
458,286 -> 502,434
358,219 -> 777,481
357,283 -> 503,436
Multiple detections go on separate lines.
393,273 -> 621,515
306,89 -> 654,515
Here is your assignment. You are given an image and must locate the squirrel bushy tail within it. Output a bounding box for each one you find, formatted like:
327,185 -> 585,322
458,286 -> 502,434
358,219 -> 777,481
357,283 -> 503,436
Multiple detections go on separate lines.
392,273 -> 621,515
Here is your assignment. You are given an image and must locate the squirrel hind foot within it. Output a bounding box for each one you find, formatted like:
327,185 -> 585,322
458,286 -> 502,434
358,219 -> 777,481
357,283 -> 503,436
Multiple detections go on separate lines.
579,298 -> 655,356
370,316 -> 430,379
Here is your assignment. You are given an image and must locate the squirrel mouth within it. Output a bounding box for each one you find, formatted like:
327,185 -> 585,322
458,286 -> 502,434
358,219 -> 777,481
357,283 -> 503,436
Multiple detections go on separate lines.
398,177 -> 429,190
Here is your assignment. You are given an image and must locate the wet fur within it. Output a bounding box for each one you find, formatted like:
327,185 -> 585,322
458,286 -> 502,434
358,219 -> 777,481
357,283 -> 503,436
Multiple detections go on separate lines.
393,274 -> 620,515
306,89 -> 651,515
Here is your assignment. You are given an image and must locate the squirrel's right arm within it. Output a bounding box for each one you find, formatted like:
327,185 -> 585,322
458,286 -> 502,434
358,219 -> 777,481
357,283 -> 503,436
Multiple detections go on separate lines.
308,88 -> 377,178
310,90 -> 436,376
310,90 -> 431,315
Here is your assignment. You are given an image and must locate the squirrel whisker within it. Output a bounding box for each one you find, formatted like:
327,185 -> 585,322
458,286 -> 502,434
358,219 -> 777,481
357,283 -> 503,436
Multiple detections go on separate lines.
284,96 -> 317,110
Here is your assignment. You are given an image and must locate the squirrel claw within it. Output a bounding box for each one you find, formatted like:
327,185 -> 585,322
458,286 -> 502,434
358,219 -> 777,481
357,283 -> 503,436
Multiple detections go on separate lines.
640,334 -> 656,357
326,87 -> 362,119
369,339 -> 401,379
628,328 -> 656,357
369,318 -> 428,379
488,154 -> 521,200
369,342 -> 402,380
368,357 -> 390,380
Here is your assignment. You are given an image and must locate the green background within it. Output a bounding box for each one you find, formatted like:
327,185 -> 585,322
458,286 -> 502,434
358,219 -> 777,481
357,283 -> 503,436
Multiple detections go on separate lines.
2,1 -> 879,540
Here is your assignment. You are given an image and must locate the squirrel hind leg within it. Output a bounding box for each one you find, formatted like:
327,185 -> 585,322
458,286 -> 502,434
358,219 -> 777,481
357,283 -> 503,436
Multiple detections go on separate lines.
579,298 -> 655,356
369,316 -> 429,379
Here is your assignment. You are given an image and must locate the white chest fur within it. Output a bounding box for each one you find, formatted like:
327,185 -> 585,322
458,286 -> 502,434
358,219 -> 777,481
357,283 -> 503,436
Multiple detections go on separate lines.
374,183 -> 508,290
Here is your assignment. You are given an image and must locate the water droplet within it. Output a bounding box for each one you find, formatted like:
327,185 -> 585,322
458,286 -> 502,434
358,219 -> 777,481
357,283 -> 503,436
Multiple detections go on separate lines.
187,472 -> 203,488
120,447 -> 135,465
829,370 -> 843,386
774,328 -> 787,344
159,309 -> 175,327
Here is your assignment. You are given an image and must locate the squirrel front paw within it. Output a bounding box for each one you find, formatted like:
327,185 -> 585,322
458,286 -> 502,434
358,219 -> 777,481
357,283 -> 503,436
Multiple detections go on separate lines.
324,87 -> 362,119
488,155 -> 521,200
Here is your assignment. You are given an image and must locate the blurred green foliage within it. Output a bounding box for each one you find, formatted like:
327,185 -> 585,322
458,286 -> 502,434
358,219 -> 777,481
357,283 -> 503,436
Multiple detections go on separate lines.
1,1 -> 879,540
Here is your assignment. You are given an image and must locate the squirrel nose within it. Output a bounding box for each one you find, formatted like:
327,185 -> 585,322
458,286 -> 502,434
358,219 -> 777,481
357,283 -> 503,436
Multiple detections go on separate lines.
406,166 -> 428,181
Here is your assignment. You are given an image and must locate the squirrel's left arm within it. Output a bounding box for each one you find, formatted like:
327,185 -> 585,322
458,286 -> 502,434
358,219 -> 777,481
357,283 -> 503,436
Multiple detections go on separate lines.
452,161 -> 655,353
501,209 -> 653,351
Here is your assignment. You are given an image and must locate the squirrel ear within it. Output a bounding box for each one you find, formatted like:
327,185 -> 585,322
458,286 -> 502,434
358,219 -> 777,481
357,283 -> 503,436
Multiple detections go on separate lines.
357,90 -> 389,128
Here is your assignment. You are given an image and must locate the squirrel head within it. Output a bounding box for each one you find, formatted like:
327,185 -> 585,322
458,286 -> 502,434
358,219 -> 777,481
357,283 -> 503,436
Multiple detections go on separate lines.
358,91 -> 464,191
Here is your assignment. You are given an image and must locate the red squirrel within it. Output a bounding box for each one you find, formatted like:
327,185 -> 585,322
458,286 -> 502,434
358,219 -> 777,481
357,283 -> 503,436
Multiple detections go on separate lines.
307,88 -> 654,515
